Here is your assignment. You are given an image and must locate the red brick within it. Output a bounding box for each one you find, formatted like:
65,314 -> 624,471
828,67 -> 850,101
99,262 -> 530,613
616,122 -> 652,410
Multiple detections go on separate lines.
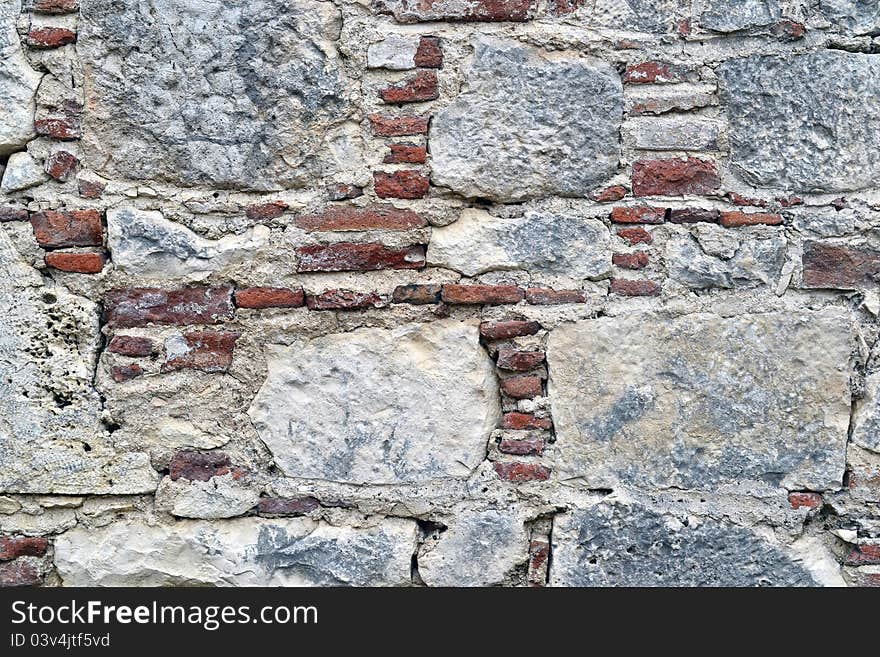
676,19 -> 692,36
479,320 -> 541,341
44,251 -> 105,274
379,70 -> 439,103
78,179 -> 105,199
108,335 -> 154,357
551,0 -> 585,14
612,252 -> 649,270
632,158 -> 721,197
245,201 -> 288,221
392,284 -> 441,304
610,278 -> 661,297
442,284 -> 524,305
773,20 -> 806,40
162,330 -> 239,374
257,497 -> 320,516
111,363 -> 143,383
528,539 -> 550,587
727,192 -> 767,207
296,243 -> 425,272
374,170 -> 430,199
500,375 -> 542,399
44,150 -> 78,182
414,36 -> 443,68
718,211 -> 783,228
0,536 -> 49,561
611,206 -> 666,225
294,206 -> 425,232
104,287 -> 234,328
234,287 -> 304,309
590,185 -> 628,203
27,27 -> 76,48
0,207 -> 29,222
306,289 -> 387,311
617,227 -> 653,245
524,288 -> 587,305
0,560 -> 42,587
777,196 -> 803,208
493,462 -> 551,483
368,114 -> 429,136
30,209 -> 102,248
623,62 -> 677,84
502,412 -> 552,431
169,451 -> 231,482
326,184 -> 363,201
788,492 -> 823,510
35,102 -> 82,140
384,143 -> 427,164
845,544 -> 880,566
33,0 -> 78,13
496,348 -> 545,372
802,242 -> 880,290
669,208 -> 719,224
499,435 -> 545,456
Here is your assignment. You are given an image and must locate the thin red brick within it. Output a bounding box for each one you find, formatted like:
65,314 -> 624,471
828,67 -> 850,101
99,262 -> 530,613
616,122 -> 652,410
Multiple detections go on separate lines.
502,412 -> 552,431
30,210 -> 103,248
718,211 -> 783,228
294,206 -> 425,232
368,114 -> 429,136
384,143 -> 427,164
107,335 -> 154,357
499,435 -> 545,456
414,36 -> 443,68
104,287 -> 234,328
632,158 -> 721,197
496,348 -> 545,372
441,284 -> 524,305
162,330 -> 239,374
111,364 -> 143,383
617,227 -> 653,245
234,287 -> 305,309
374,170 -> 430,199
0,536 -> 49,561
306,289 -> 387,311
44,251 -> 105,274
245,201 -> 288,221
494,462 -> 551,483
479,320 -> 541,341
610,278 -> 661,297
500,375 -> 542,399
611,206 -> 666,225
169,451 -> 231,482
27,27 -> 76,48
296,243 -> 425,272
379,70 -> 439,103
612,252 -> 649,270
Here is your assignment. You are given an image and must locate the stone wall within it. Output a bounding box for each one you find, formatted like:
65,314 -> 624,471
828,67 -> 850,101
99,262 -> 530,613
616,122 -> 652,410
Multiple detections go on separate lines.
1,0 -> 879,587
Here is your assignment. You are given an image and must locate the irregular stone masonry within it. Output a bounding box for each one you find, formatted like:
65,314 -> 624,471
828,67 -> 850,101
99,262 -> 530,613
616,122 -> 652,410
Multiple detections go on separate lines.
1,0 -> 879,588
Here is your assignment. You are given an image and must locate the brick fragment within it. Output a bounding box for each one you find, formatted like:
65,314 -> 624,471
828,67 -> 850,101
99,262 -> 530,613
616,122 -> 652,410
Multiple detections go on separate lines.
35,107 -> 81,140
493,462 -> 551,483
33,0 -> 79,13
632,158 -> 721,197
162,330 -> 239,373
108,335 -> 154,357
845,544 -> 880,566
392,284 -> 441,304
169,451 -> 231,482
617,227 -> 653,245
727,192 -> 767,207
257,497 -> 320,516
612,252 -> 649,270
718,211 -> 783,228
44,151 -> 79,182
306,289 -> 387,311
111,364 -> 143,383
27,27 -> 76,48
0,207 -> 28,222
590,185 -> 628,203
500,375 -> 542,399
78,179 -> 105,199
234,287 -> 304,309
30,210 -> 102,248
524,288 -> 587,305
0,560 -> 42,587
379,70 -> 439,103
297,243 -> 425,272
44,251 -> 105,274
502,412 -> 552,431
802,242 -> 880,290
669,208 -> 719,224
104,287 -> 234,327
610,278 -> 661,297
245,201 -> 288,221
384,143 -> 427,164
499,435 -> 545,456
772,20 -> 806,40
414,36 -> 442,68
611,206 -> 666,225
496,348 -> 545,372
479,320 -> 541,341
374,170 -> 430,199
788,492 -> 823,510
0,536 -> 49,561
527,539 -> 550,586
624,62 -> 677,84
442,284 -> 524,305
368,114 -> 429,136
294,206 -> 425,232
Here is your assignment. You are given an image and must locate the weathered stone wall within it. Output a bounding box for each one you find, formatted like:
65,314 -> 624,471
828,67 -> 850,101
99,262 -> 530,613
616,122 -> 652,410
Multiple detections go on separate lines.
1,0 -> 878,587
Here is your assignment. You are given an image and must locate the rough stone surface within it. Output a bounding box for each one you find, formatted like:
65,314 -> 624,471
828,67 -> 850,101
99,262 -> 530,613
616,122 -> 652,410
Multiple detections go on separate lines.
1,152 -> 48,192
427,209 -> 611,279
665,232 -> 786,289
720,52 -> 880,192
0,1 -> 40,154
79,0 -> 352,190
55,517 -> 416,586
548,310 -> 852,491
700,0 -> 779,33
430,38 -> 622,202
820,0 -> 880,36
852,373 -> 880,454
249,320 -> 499,484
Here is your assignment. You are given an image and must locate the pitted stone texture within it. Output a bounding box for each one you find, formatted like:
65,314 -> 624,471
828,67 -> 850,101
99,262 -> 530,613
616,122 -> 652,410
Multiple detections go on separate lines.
699,0 -> 779,33
249,320 -> 500,484
666,233 -> 786,289
852,373 -> 880,453
107,207 -> 270,280
427,208 -> 611,279
548,309 -> 852,491
79,0 -> 351,190
0,231 -> 156,494
55,517 -> 416,586
0,1 -> 40,155
820,0 -> 880,36
155,475 -> 261,519
590,0 -> 683,32
418,508 -> 529,587
720,52 -> 880,193
551,501 -> 822,587
0,152 -> 48,192
430,38 -> 622,202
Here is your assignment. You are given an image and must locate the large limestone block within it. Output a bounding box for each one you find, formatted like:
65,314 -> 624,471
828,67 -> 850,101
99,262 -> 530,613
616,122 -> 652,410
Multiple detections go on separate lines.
55,517 -> 417,586
666,233 -> 786,289
550,500 -> 829,586
590,0 -> 683,32
249,320 -> 500,484
699,0 -> 779,32
719,52 -> 880,193
0,231 -> 156,494
79,0 -> 352,190
547,309 -> 853,491
0,1 -> 39,155
427,208 -> 611,279
852,372 -> 880,453
430,38 -> 622,202
820,0 -> 880,36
